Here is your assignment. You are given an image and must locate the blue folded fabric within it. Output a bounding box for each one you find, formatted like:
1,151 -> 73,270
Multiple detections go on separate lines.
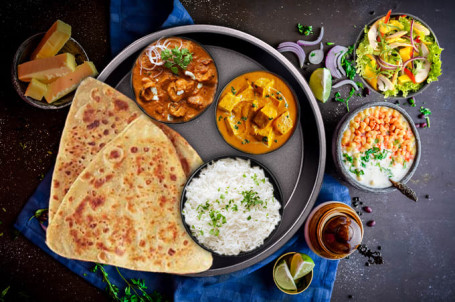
15,1 -> 351,301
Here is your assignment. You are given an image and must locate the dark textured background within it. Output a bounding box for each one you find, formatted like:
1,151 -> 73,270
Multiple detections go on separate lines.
1,0 -> 454,301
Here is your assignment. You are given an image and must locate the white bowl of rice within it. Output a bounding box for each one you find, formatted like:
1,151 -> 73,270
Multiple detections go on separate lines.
181,157 -> 283,256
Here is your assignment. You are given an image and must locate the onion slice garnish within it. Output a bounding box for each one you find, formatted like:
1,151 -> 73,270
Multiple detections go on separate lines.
332,80 -> 359,90
377,57 -> 402,70
325,45 -> 347,79
309,43 -> 324,64
277,42 -> 306,68
297,27 -> 324,46
410,19 -> 419,52
402,56 -> 427,69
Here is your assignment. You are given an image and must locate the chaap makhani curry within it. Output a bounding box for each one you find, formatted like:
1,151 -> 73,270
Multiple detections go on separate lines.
216,71 -> 298,154
132,37 -> 218,123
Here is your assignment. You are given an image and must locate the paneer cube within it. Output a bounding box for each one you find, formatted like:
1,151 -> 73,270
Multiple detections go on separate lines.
253,104 -> 277,128
251,125 -> 274,147
232,101 -> 251,120
218,93 -> 241,112
237,86 -> 255,101
224,116 -> 242,136
252,78 -> 274,96
273,111 -> 293,135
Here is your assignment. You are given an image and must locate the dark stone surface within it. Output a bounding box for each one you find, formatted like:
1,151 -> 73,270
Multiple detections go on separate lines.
0,0 -> 454,301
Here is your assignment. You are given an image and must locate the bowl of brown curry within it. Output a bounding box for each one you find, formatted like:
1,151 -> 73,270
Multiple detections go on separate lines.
131,37 -> 218,123
216,71 -> 300,154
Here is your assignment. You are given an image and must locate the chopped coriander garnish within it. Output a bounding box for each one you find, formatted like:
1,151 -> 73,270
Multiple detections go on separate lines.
241,116 -> 248,121
231,86 -> 237,95
343,153 -> 353,163
341,48 -> 356,80
247,216 -> 252,221
297,23 -> 313,36
241,190 -> 264,210
161,47 -> 193,74
310,53 -> 316,57
420,106 -> 432,116
218,115 -> 223,121
349,167 -> 364,177
327,42 -> 335,46
408,98 -> 416,107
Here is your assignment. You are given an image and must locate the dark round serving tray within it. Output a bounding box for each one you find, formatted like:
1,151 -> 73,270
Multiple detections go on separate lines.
97,24 -> 326,276
180,156 -> 284,257
354,13 -> 440,100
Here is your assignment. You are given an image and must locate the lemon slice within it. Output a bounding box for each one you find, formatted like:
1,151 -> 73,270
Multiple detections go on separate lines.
309,68 -> 332,103
290,253 -> 315,280
274,260 -> 297,291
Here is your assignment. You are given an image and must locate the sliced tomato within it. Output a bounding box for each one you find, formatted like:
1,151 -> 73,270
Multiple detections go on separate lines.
415,36 -> 421,43
384,9 -> 392,24
404,68 -> 417,84
400,14 -> 407,18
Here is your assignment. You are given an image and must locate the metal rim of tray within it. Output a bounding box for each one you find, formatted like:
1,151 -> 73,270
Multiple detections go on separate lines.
97,24 -> 326,276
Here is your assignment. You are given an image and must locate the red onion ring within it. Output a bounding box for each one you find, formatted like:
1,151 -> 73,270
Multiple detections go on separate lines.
336,50 -> 347,77
332,80 -> 359,90
297,27 -> 324,46
277,42 -> 306,68
325,45 -> 347,79
402,56 -> 427,69
377,57 -> 402,70
410,20 -> 419,52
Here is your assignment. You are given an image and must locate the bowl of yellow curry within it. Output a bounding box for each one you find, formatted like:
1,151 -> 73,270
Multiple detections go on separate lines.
215,71 -> 300,154
131,36 -> 218,123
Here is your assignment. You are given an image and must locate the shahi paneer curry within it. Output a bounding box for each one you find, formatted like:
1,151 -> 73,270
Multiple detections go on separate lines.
216,71 -> 298,154
132,37 -> 218,123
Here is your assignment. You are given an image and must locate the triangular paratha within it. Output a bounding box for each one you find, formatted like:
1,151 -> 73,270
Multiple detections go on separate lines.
46,116 -> 212,273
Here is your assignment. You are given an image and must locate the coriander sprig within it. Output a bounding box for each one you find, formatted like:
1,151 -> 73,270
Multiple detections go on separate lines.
160,47 -> 193,75
91,264 -> 166,302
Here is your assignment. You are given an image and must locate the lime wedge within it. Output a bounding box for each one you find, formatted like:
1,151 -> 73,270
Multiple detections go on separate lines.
274,260 -> 297,291
309,68 -> 332,103
290,253 -> 315,280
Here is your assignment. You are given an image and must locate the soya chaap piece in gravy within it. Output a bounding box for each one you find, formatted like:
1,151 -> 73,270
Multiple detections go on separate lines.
132,37 -> 218,123
216,71 -> 298,154
341,106 -> 416,188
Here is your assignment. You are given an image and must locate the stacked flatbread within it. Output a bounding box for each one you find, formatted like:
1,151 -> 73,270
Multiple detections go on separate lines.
46,78 -> 212,273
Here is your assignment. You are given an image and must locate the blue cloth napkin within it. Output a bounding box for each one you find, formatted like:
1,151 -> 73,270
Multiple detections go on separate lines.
15,1 -> 351,301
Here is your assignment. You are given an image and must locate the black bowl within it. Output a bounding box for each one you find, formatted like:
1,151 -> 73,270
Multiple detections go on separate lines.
214,70 -> 301,155
332,102 -> 421,193
180,156 -> 283,257
130,36 -> 219,124
11,33 -> 89,109
354,13 -> 440,100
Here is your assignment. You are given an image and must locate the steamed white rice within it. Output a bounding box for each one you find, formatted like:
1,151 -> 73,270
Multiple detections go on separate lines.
182,158 -> 281,255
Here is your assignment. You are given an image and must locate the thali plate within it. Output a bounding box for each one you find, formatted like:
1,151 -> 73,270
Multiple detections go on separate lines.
97,24 -> 325,276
